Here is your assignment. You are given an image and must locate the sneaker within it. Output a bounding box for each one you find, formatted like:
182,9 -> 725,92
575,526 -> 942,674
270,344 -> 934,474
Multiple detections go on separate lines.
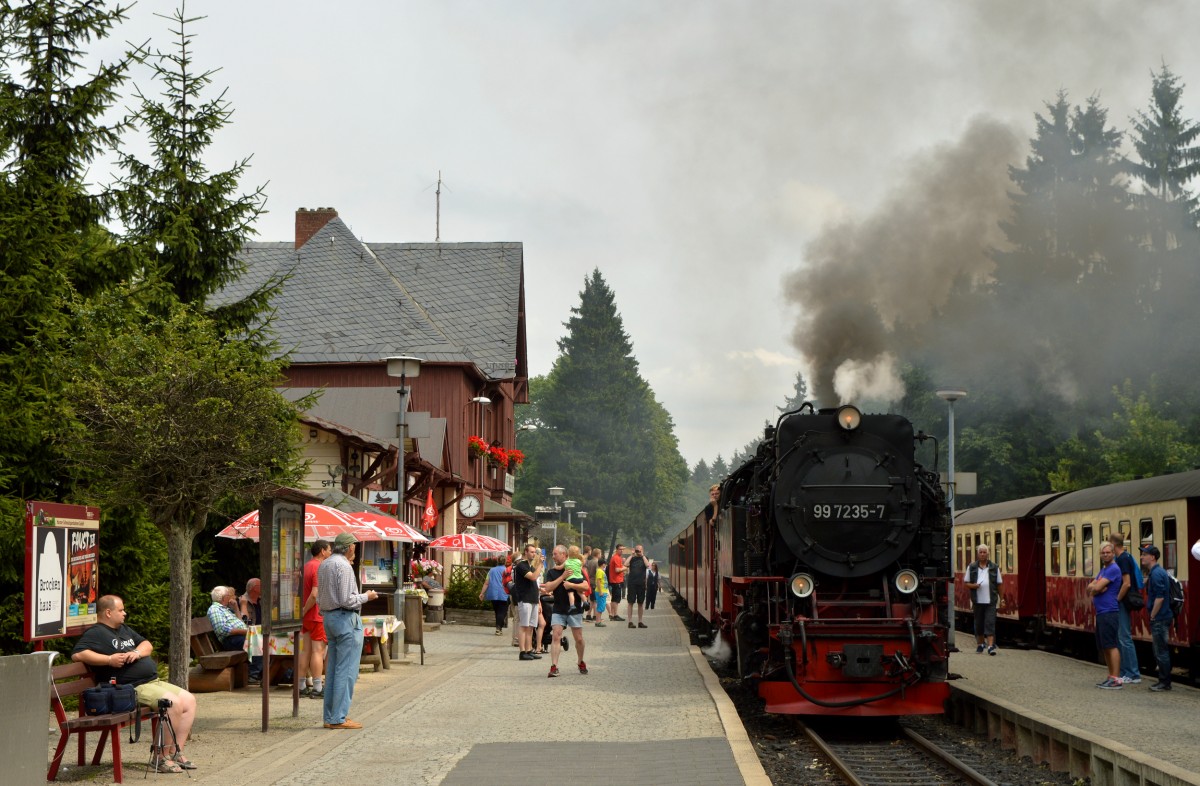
1121,675 -> 1141,684
1150,682 -> 1172,691
519,651 -> 535,661
976,644 -> 985,653
309,688 -> 324,699
611,615 -> 625,622
299,686 -> 313,697
987,645 -> 996,656
628,621 -> 635,628
594,622 -> 606,627
578,661 -> 588,675
547,665 -> 559,678
495,629 -> 503,636
561,637 -> 569,652
530,652 -> 542,659
638,622 -> 648,628
1096,677 -> 1123,689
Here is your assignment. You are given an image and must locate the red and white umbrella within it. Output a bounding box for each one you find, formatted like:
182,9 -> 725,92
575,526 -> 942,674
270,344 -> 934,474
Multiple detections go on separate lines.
350,511 -> 429,543
216,503 -> 425,543
427,531 -> 511,553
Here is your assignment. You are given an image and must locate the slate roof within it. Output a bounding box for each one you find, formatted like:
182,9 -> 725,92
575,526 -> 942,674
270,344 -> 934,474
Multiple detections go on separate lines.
218,217 -> 524,380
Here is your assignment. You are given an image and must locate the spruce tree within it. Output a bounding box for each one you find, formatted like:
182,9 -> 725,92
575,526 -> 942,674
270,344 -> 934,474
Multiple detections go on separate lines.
515,270 -> 687,545
115,3 -> 276,335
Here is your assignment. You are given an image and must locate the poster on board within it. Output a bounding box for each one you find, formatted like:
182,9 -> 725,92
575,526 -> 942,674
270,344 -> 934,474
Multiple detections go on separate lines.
25,501 -> 101,641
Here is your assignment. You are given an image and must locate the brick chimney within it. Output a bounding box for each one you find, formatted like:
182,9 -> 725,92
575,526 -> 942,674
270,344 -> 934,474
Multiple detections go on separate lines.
295,207 -> 338,249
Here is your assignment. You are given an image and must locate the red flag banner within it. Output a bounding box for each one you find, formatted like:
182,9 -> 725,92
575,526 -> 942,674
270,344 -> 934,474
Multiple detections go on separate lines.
421,489 -> 439,532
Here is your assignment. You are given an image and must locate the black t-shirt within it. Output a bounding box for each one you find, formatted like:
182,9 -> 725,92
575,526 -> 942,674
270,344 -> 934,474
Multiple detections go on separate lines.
626,555 -> 648,586
513,559 -> 541,605
547,567 -> 574,615
1115,550 -> 1142,591
72,622 -> 159,686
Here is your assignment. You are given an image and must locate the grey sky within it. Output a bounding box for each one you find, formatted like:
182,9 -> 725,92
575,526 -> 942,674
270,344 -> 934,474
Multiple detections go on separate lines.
96,0 -> 1200,465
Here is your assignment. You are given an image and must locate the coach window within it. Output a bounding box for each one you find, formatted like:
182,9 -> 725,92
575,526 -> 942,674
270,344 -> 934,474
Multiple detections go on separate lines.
956,534 -> 962,572
1082,524 -> 1094,576
1100,522 -> 1110,544
1139,517 -> 1153,551
1005,529 -> 1014,573
1050,526 -> 1060,575
1118,520 -> 1131,546
1163,516 -> 1178,572
1066,525 -> 1077,575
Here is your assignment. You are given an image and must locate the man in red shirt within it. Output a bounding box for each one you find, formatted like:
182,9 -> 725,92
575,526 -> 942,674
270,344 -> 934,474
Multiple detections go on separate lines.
301,539 -> 332,697
607,544 -> 626,622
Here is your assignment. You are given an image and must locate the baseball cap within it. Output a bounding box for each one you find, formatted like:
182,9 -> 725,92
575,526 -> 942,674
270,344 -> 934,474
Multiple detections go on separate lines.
1139,544 -> 1160,558
334,532 -> 358,550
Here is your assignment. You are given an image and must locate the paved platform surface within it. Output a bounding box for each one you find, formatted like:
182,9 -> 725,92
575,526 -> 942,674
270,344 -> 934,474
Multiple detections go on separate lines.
950,631 -> 1198,776
47,603 -> 768,785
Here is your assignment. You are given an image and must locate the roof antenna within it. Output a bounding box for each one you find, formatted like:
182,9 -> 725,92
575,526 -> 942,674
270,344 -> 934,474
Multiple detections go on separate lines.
435,170 -> 443,242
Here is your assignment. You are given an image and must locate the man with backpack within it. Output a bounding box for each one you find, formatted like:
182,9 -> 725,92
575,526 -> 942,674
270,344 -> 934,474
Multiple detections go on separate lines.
1140,545 -> 1173,691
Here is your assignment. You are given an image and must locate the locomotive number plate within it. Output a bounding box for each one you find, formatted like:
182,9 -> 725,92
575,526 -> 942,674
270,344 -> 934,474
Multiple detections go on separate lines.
811,504 -> 886,520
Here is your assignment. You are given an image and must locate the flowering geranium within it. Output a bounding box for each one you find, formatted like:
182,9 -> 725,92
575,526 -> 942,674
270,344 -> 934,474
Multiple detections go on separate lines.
487,444 -> 508,465
411,558 -> 442,578
506,448 -> 525,471
468,435 -> 488,458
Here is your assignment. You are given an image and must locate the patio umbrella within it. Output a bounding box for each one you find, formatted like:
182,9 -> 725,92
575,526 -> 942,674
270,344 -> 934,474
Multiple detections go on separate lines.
426,531 -> 511,554
349,511 -> 429,543
216,503 -> 408,542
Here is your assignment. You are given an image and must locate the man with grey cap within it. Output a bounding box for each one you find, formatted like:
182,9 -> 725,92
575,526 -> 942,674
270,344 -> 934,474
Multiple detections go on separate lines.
317,531 -> 378,729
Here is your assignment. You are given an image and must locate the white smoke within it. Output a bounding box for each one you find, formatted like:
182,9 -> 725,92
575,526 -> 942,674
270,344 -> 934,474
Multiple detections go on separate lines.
702,634 -> 733,665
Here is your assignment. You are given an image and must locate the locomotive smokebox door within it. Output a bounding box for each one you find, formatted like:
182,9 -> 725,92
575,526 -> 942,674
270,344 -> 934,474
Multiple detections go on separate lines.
841,644 -> 884,678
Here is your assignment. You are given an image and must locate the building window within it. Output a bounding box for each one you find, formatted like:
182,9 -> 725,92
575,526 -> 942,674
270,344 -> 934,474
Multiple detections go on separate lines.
477,522 -> 507,542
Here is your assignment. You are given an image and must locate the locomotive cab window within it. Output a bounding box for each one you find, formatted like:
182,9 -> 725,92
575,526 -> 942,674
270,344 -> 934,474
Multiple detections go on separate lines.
1005,529 -> 1014,573
1082,524 -> 1094,577
1163,515 -> 1177,572
1049,526 -> 1060,575
1066,525 -> 1076,575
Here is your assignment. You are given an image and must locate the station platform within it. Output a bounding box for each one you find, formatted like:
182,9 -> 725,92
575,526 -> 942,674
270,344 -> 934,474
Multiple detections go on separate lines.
47,603 -> 769,785
948,631 -> 1199,786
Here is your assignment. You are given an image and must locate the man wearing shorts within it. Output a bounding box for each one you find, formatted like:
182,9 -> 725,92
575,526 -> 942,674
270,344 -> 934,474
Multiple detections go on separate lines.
1088,542 -> 1123,689
513,543 -> 544,661
624,544 -> 649,628
545,545 -> 589,677
72,595 -> 200,772
607,543 -> 626,621
301,539 -> 331,697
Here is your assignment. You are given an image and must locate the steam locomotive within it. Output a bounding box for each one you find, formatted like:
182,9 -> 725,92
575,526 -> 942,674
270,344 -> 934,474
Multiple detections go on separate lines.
670,404 -> 953,716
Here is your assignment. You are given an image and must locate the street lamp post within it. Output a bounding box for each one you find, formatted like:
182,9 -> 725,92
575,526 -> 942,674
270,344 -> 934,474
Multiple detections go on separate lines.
386,356 -> 423,517
576,511 -> 588,551
562,500 -> 575,548
547,486 -> 564,550
936,387 -> 967,647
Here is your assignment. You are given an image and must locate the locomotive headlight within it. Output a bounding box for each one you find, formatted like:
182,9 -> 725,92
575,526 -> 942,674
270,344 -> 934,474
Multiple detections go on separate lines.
789,572 -> 816,598
894,569 -> 920,594
836,405 -> 862,431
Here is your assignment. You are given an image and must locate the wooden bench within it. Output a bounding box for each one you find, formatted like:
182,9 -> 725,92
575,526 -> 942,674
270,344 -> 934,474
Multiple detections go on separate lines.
188,616 -> 249,692
48,662 -> 155,783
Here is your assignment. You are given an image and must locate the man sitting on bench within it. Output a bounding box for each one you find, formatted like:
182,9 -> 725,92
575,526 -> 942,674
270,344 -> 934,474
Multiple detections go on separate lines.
208,585 -> 261,683
72,595 -> 200,774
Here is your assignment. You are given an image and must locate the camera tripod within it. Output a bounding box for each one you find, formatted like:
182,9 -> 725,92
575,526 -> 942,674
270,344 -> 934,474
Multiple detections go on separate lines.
145,699 -> 189,778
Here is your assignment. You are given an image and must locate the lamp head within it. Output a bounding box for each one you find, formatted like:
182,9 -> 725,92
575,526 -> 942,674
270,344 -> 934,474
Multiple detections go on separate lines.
936,388 -> 968,403
547,486 -> 564,497
385,355 -> 423,378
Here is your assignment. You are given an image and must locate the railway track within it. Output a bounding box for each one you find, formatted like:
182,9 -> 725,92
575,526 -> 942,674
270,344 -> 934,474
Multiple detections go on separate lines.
798,720 -> 998,786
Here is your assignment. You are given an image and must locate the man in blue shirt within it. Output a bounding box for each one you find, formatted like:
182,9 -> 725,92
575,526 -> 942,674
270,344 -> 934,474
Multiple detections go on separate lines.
1087,542 -> 1123,689
1140,545 -> 1173,691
